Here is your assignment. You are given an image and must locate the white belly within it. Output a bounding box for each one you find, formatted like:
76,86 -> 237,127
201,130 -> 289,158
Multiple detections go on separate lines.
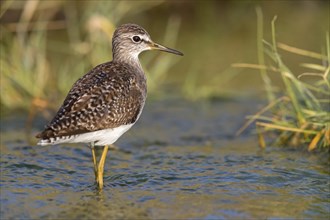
38,123 -> 134,146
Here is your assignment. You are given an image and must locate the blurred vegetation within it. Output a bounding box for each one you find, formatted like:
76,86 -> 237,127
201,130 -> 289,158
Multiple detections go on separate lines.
1,1 -> 328,111
236,10 -> 329,151
1,0 -> 180,117
1,1 -> 329,149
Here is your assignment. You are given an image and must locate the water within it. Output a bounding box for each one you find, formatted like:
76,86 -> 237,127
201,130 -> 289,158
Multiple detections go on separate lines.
1,99 -> 329,219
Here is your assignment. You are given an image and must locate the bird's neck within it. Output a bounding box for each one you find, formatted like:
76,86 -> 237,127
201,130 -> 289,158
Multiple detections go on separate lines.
113,48 -> 143,71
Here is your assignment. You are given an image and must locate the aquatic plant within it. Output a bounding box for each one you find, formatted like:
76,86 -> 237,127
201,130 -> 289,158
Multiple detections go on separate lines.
236,9 -> 330,151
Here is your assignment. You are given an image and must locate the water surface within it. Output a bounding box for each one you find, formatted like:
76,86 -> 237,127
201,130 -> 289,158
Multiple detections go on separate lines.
1,99 -> 329,219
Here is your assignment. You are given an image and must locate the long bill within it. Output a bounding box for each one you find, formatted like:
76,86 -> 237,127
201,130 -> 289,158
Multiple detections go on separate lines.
149,41 -> 184,56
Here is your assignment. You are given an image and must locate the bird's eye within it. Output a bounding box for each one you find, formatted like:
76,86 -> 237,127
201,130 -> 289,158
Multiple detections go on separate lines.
132,36 -> 141,43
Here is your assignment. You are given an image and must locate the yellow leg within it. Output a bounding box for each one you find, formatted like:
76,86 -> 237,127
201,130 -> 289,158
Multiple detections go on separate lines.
91,143 -> 98,181
90,143 -> 109,189
97,145 -> 109,189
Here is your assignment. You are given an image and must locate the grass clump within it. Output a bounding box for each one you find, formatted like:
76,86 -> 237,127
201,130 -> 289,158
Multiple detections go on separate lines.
236,10 -> 330,152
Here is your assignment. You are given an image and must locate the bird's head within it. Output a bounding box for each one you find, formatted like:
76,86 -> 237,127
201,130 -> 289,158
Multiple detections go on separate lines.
112,23 -> 183,62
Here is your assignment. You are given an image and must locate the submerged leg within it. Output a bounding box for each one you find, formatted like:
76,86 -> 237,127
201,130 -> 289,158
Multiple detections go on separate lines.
97,145 -> 109,189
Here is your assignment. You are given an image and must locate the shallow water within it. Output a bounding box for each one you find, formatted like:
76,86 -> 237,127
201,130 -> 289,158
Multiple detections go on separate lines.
1,99 -> 329,219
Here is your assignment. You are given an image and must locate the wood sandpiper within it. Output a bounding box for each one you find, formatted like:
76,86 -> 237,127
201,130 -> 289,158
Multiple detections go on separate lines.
36,23 -> 183,189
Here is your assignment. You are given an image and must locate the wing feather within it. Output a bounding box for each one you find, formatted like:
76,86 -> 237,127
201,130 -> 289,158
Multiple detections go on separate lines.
36,61 -> 146,140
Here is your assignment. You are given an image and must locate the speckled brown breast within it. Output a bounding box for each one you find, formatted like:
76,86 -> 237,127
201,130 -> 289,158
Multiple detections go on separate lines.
36,61 -> 147,141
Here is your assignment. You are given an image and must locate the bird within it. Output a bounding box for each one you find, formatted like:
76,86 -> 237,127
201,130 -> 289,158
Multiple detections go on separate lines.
36,23 -> 183,189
